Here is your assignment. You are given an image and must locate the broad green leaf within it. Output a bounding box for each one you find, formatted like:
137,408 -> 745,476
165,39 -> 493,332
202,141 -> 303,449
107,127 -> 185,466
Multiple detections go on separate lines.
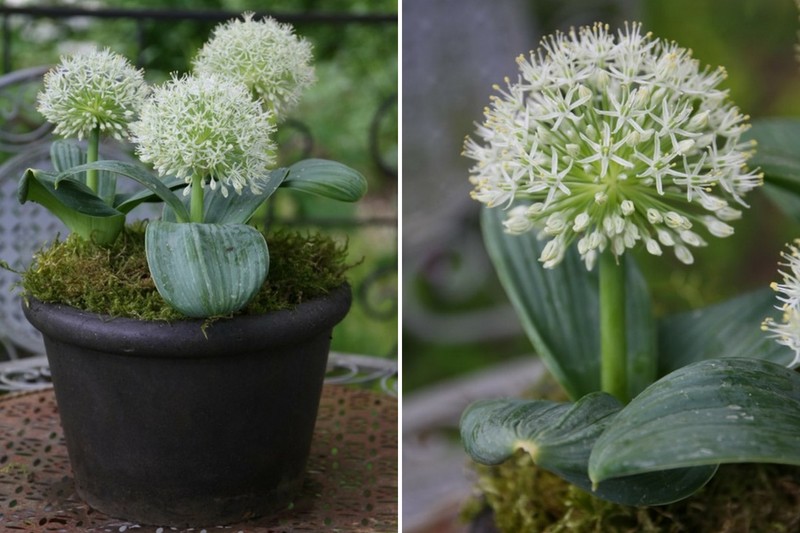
625,256 -> 658,398
481,207 -> 656,399
745,118 -> 800,192
115,176 -> 185,214
50,140 -> 85,178
204,167 -> 288,223
145,221 -> 268,317
280,159 -> 367,202
159,169 -> 288,224
18,169 -> 124,244
763,184 -> 800,221
96,168 -> 119,207
461,395 -> 716,505
590,358 -> 800,485
744,118 -> 800,221
56,160 -> 190,223
50,140 -> 117,205
461,395 -> 621,467
658,288 -> 792,374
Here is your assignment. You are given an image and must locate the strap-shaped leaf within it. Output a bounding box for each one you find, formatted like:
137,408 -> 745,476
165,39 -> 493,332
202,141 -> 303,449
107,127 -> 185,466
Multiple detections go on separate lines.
159,169 -> 289,224
56,160 -> 190,222
461,395 -> 716,505
625,255 -> 657,397
203,167 -> 288,223
51,140 -> 117,205
589,358 -> 800,485
18,168 -> 124,244
481,207 -> 656,399
658,288 -> 793,374
115,176 -> 185,214
280,159 -> 367,202
51,140 -> 85,177
145,221 -> 268,317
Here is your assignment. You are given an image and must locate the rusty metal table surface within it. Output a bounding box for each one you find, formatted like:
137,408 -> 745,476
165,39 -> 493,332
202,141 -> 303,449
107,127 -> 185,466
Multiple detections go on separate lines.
0,385 -> 398,532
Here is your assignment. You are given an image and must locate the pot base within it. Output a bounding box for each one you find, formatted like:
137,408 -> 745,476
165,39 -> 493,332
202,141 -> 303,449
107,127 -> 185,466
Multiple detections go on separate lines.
0,384 -> 399,531
77,481 -> 302,527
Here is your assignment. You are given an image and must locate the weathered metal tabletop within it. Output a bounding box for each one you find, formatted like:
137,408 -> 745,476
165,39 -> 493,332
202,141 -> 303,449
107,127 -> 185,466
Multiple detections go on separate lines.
0,384 -> 397,532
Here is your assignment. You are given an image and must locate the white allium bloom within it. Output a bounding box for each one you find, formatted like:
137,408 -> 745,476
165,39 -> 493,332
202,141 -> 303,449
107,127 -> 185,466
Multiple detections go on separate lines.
130,74 -> 276,196
37,48 -> 149,140
464,22 -> 762,269
193,12 -> 315,118
763,240 -> 800,368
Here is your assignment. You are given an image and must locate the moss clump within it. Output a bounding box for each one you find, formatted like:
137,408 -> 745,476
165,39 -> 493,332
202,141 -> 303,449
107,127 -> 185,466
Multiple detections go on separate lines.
21,223 -> 350,321
465,454 -> 800,532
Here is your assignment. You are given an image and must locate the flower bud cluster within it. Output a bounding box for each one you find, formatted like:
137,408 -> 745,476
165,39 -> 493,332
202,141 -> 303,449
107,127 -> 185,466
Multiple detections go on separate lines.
763,240 -> 800,368
37,14 -> 317,199
194,12 -> 315,118
130,74 -> 276,197
37,48 -> 148,140
464,22 -> 762,269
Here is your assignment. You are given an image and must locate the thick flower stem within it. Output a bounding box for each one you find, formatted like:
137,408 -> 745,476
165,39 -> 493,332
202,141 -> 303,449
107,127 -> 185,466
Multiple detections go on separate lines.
86,127 -> 100,194
600,251 -> 628,403
190,175 -> 204,223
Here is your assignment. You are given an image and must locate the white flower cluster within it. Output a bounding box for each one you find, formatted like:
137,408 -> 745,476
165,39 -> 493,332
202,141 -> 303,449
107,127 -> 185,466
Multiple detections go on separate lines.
130,74 -> 276,197
464,22 -> 762,269
193,12 -> 315,118
763,240 -> 800,368
37,48 -> 148,140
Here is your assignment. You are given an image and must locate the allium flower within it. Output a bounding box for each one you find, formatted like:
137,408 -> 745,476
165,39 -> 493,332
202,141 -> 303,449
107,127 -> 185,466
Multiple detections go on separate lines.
130,74 -> 276,197
37,48 -> 149,140
464,22 -> 762,270
763,240 -> 800,368
193,12 -> 315,118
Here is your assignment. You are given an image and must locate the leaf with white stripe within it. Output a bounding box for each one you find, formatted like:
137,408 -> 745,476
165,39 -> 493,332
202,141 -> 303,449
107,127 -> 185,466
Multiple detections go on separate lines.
145,221 -> 268,317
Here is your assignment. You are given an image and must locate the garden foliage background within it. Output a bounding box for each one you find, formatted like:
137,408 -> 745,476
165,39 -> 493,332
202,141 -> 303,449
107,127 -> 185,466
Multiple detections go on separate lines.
403,0 -> 800,391
0,0 -> 397,360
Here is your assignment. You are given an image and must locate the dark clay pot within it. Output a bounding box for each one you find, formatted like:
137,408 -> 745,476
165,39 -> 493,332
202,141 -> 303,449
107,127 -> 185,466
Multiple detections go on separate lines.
22,284 -> 351,527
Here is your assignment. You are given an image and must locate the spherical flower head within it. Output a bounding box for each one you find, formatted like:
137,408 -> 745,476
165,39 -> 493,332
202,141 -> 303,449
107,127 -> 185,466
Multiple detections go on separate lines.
130,74 -> 276,196
37,47 -> 149,140
763,240 -> 800,368
193,12 -> 315,118
464,22 -> 762,270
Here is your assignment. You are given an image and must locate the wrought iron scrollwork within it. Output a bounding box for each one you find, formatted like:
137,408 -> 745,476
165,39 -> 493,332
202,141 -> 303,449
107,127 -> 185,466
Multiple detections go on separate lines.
0,65 -> 52,152
369,93 -> 398,180
0,352 -> 397,395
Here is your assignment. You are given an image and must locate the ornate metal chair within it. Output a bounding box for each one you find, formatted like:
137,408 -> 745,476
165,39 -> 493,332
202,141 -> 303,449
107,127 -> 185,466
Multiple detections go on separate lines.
0,65 -> 54,359
0,66 -> 144,361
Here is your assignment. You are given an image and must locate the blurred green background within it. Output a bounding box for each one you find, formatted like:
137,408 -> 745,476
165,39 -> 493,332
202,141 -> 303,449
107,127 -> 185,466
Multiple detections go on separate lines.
0,0 -> 397,359
403,0 -> 800,392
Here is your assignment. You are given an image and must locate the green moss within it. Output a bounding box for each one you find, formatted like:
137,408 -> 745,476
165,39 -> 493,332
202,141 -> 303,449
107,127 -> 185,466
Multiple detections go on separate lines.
21,223 -> 350,321
465,455 -> 800,532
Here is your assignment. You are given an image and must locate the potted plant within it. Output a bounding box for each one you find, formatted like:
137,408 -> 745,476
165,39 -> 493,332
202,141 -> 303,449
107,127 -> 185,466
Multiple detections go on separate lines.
459,21 -> 800,531
8,13 -> 367,527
